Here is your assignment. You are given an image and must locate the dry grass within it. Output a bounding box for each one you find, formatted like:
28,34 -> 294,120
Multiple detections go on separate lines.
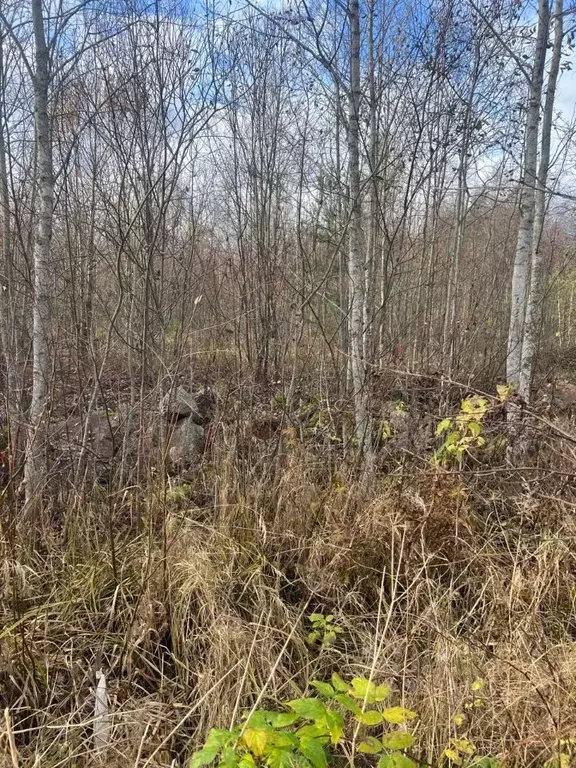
1,407 -> 576,767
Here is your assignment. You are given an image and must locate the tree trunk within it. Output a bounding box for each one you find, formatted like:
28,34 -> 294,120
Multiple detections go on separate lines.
519,0 -> 563,402
24,0 -> 54,505
347,0 -> 368,450
506,0 -> 550,389
364,0 -> 379,367
0,33 -> 22,471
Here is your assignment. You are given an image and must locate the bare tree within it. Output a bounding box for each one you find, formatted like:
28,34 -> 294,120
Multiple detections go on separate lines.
507,0 -> 550,390
23,0 -> 54,504
519,0 -> 564,402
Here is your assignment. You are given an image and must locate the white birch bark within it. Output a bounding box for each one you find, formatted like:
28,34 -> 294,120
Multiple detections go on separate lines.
364,0 -> 378,367
347,0 -> 368,448
519,0 -> 563,402
506,0 -> 550,389
0,33 -> 21,464
24,0 -> 54,504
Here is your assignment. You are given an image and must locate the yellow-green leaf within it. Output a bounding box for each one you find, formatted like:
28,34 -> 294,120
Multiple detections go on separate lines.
358,737 -> 384,754
349,677 -> 390,703
452,738 -> 475,756
453,714 -> 465,727
266,748 -> 298,768
382,707 -> 417,725
378,754 -> 417,768
471,678 -> 484,692
469,421 -> 481,438
381,732 -> 416,750
219,746 -> 240,768
356,710 -> 384,726
437,418 -> 452,436
242,728 -> 269,757
444,749 -> 462,764
497,383 -> 512,401
310,681 -> 335,698
331,673 -> 350,692
323,709 -> 345,745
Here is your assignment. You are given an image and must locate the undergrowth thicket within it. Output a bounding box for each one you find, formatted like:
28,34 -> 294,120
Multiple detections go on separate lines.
1,381 -> 576,767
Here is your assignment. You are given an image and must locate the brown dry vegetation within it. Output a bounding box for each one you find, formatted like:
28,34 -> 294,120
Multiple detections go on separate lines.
1,379 -> 576,768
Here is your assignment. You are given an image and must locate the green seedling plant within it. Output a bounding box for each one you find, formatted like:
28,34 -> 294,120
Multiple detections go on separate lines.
434,396 -> 489,467
189,674 -> 418,768
544,738 -> 576,768
445,680 -> 499,768
307,614 -> 343,649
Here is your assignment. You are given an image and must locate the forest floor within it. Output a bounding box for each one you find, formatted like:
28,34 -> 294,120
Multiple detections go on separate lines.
1,375 -> 576,767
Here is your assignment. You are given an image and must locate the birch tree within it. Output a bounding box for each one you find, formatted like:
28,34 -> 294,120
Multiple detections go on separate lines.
0,31 -> 22,469
519,0 -> 564,402
347,0 -> 369,447
506,0 -> 550,390
24,0 -> 54,504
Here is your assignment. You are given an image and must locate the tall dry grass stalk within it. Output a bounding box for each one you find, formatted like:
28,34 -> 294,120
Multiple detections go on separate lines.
1,396 -> 575,766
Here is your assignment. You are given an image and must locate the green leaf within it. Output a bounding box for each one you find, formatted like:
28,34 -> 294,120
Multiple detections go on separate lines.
377,754 -> 417,768
244,712 -> 268,730
358,737 -> 383,754
470,759 -> 501,768
437,418 -> 452,436
322,709 -> 344,745
355,710 -> 384,726
471,678 -> 485,692
218,747 -> 240,768
190,748 -> 221,768
331,673 -> 350,692
309,614 -> 325,624
310,681 -> 335,698
272,732 -> 299,749
381,732 -> 416,750
265,712 -> 301,728
287,698 -> 328,721
382,707 -> 417,725
333,693 -> 362,715
298,737 -> 328,768
267,748 -> 302,768
206,730 -> 234,750
238,755 -> 257,768
307,631 -> 321,645
296,724 -> 329,740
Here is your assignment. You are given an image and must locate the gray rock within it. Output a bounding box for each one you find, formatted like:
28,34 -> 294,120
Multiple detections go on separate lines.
48,411 -> 118,463
168,416 -> 205,467
161,386 -> 202,421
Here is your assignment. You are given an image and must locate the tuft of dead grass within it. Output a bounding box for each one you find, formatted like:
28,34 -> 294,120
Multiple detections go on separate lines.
2,409 -> 576,767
